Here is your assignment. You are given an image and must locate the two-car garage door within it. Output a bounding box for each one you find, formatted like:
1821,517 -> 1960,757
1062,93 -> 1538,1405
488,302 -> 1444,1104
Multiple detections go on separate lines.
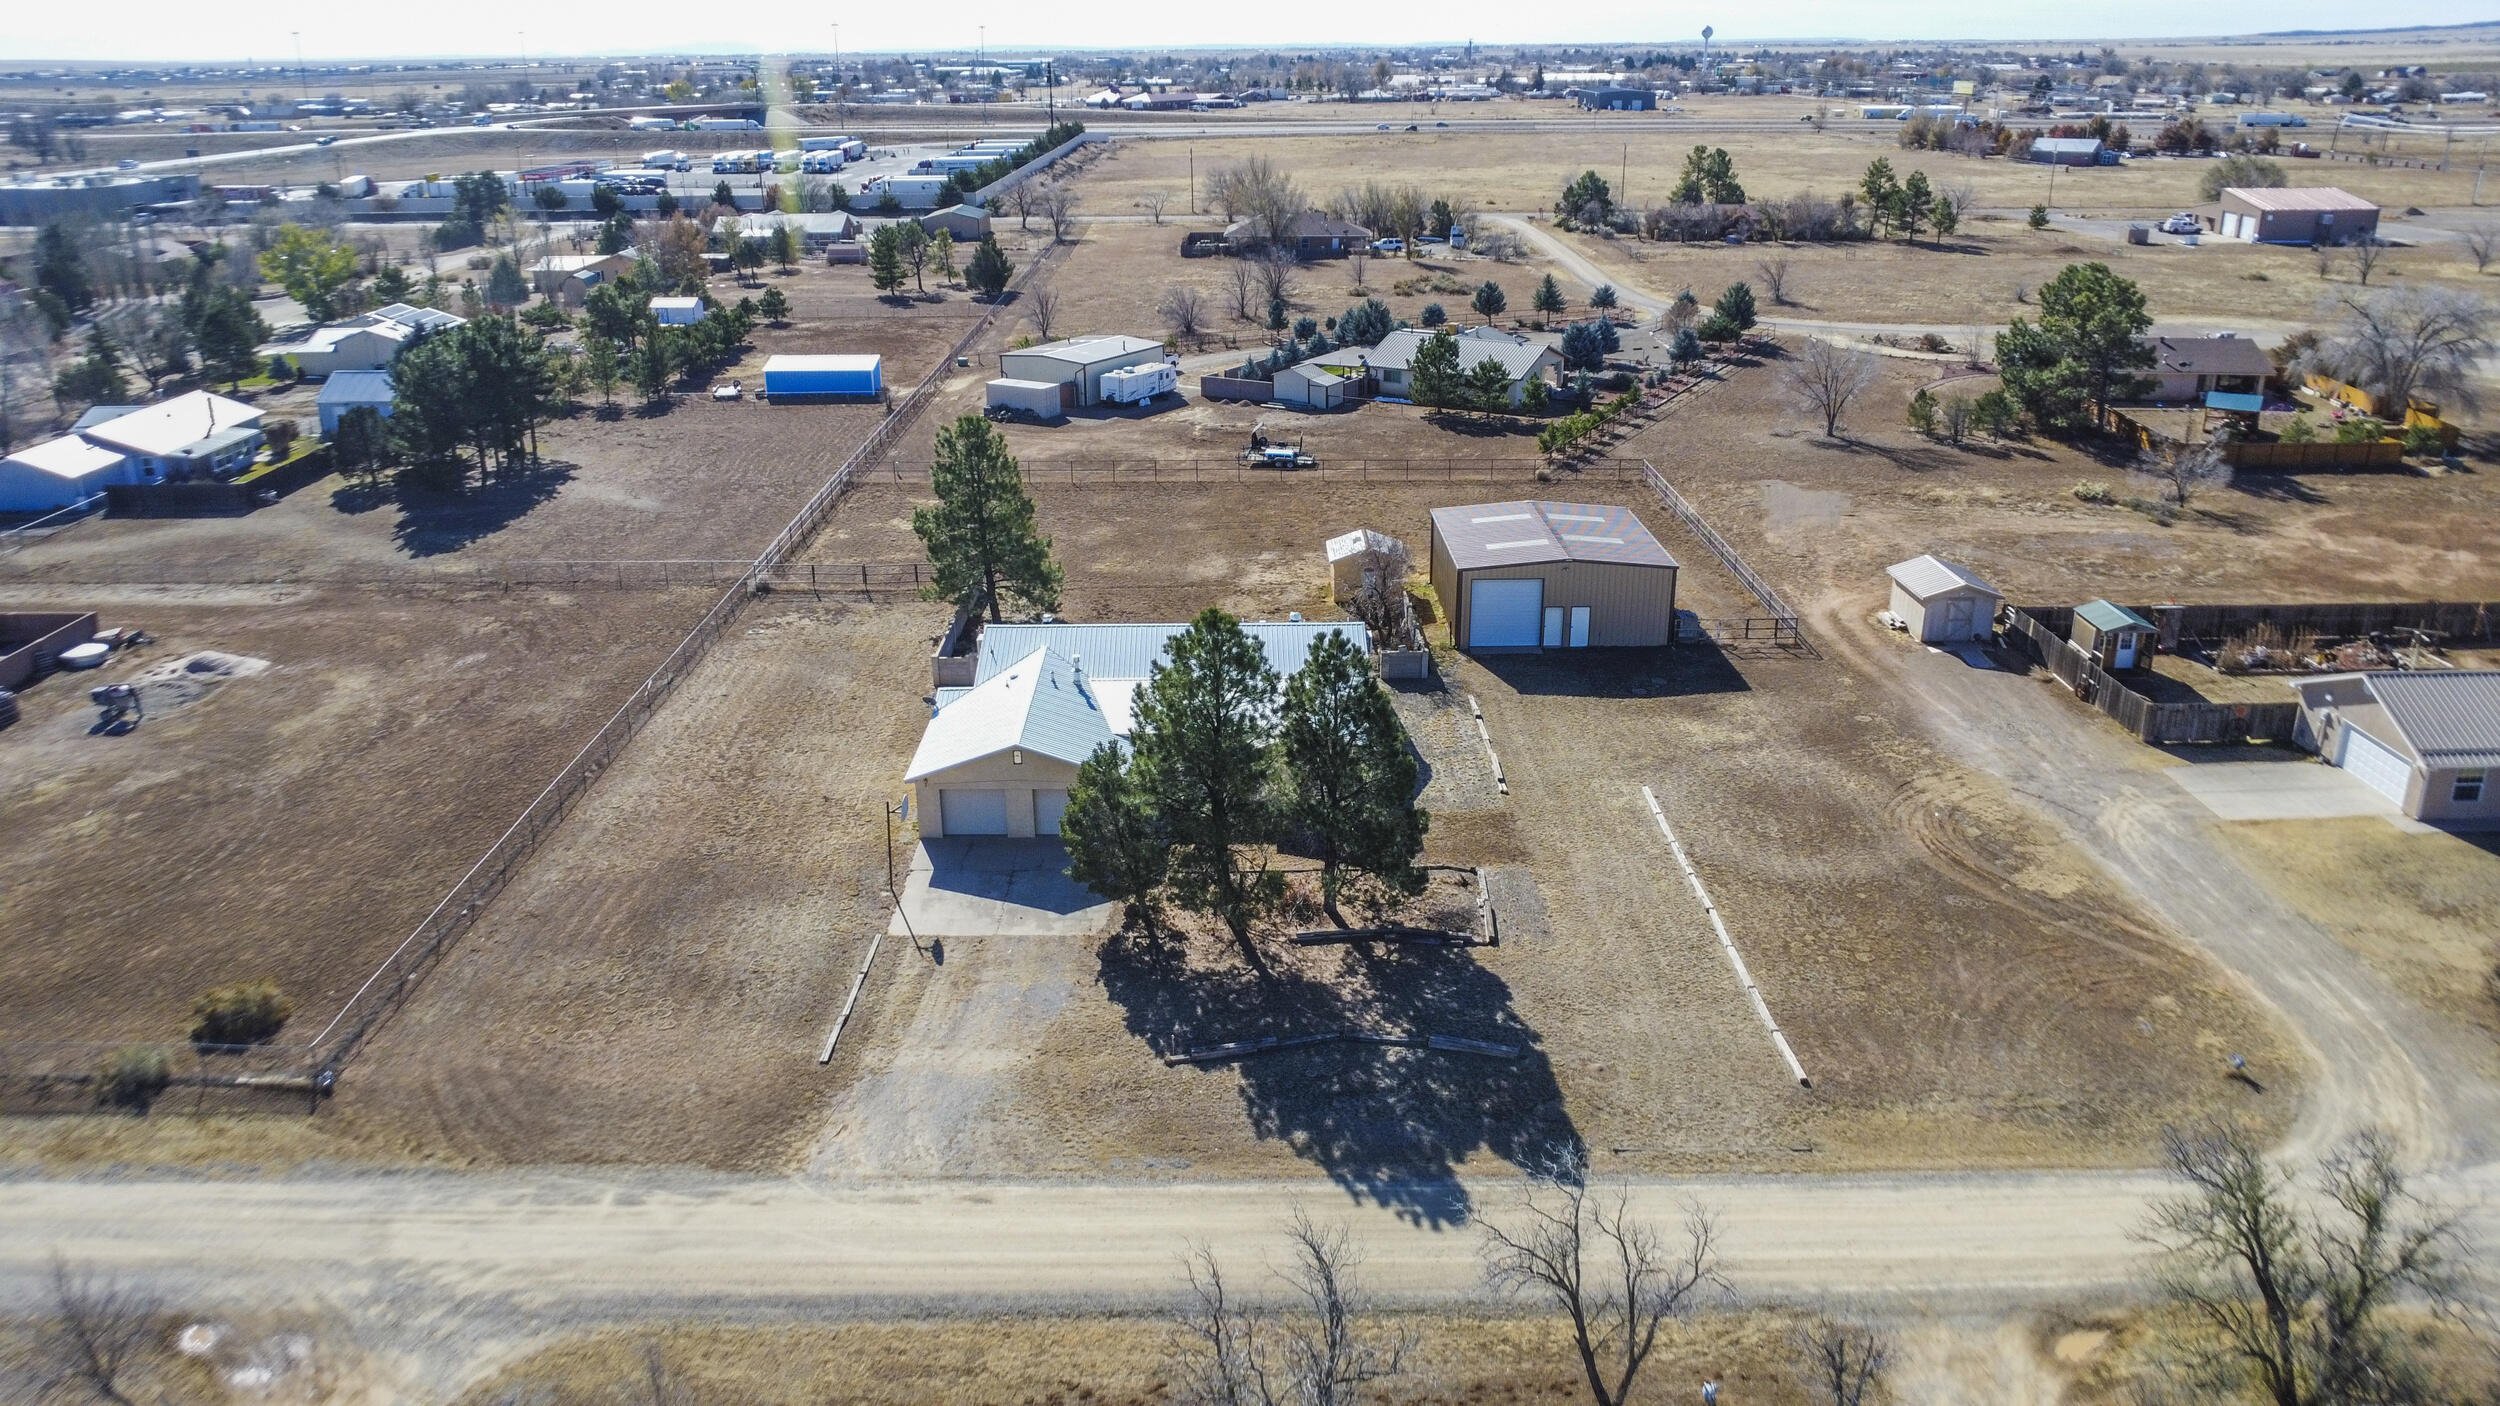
2334,726 -> 2414,807
1468,579 -> 1544,649
937,787 -> 1072,836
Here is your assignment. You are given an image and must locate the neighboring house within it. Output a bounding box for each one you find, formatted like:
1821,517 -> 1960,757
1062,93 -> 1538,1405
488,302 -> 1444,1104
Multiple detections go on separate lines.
2291,671 -> 2500,825
2136,333 -> 2275,403
317,370 -> 395,436
732,211 -> 860,250
1313,326 -> 1561,408
1576,87 -> 1658,110
530,252 -> 636,296
1222,209 -> 1373,259
2208,187 -> 2380,245
909,620 -> 1368,838
1884,555 -> 2002,643
2069,599 -> 2157,670
650,296 -> 705,326
1428,500 -> 1680,651
256,319 -> 410,377
0,434 -> 130,513
76,390 -> 265,482
2029,136 -> 2105,165
996,334 -> 1167,409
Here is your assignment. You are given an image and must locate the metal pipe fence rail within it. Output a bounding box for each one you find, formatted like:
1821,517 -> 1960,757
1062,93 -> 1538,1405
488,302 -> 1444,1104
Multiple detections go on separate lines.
1638,461 -> 1803,627
0,494 -> 106,554
0,559 -> 935,591
293,239 -> 1070,1082
869,457 -> 1657,485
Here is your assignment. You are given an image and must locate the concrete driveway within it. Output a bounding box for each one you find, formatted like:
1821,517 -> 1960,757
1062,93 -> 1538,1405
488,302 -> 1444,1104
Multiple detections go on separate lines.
888,837 -> 1116,939
2162,757 -> 2410,824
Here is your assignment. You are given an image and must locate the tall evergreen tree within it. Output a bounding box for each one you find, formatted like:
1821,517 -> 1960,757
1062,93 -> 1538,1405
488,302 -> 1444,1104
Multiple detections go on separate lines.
867,224 -> 908,295
1060,742 -> 1170,932
1998,262 -> 2154,433
964,234 -> 1015,298
1408,327 -> 1464,410
1279,633 -> 1427,925
912,414 -> 1061,622
1131,609 -> 1283,949
1532,274 -> 1567,317
1464,356 -> 1515,413
34,222 -> 95,312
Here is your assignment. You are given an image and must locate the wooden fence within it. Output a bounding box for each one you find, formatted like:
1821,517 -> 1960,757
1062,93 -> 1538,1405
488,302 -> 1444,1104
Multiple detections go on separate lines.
2225,440 -> 2408,472
2000,607 -> 2303,745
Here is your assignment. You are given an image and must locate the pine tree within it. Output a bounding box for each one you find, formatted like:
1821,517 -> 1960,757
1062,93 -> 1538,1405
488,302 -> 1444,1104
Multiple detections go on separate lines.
1279,633 -> 1427,925
1471,280 -> 1507,320
1713,282 -> 1758,332
1464,355 -> 1515,413
1131,608 -> 1283,949
965,234 -> 1015,298
756,286 -> 790,325
1532,273 -> 1567,317
1060,742 -> 1170,932
868,224 -> 908,295
911,414 -> 1062,622
1408,328 -> 1464,409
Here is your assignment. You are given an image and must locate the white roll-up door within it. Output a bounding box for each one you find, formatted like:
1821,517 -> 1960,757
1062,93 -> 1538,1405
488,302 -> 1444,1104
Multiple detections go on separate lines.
1035,789 -> 1070,836
2334,727 -> 2413,807
1468,578 -> 1544,648
939,788 -> 1010,835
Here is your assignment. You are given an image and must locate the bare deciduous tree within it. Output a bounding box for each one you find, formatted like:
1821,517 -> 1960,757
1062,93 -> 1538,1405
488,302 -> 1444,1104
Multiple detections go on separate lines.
1168,1213 -> 1414,1406
1943,179 -> 1979,224
1160,284 -> 1209,344
1791,1313 -> 1891,1406
1253,248 -> 1299,316
1755,257 -> 1793,307
2137,1123 -> 2461,1406
2314,284 -> 2495,418
2350,237 -> 2384,287
2464,225 -> 2500,273
2313,242 -> 2340,280
1206,155 -> 1303,243
1480,1162 -> 1722,1406
1225,258 -> 1259,322
1780,338 -> 1881,439
1139,190 -> 1173,225
1026,285 -> 1062,342
1007,181 -> 1037,231
1348,251 -> 1369,291
1038,183 -> 1080,243
40,1256 -> 159,1406
1347,535 -> 1413,642
2136,439 -> 2233,507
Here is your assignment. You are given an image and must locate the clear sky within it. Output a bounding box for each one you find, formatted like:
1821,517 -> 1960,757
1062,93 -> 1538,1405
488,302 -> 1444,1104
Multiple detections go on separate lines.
3,2 -> 2492,64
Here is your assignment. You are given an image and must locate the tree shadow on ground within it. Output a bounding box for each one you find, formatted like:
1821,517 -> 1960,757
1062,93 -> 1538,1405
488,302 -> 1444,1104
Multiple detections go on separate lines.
381,460 -> 577,557
1802,436 -> 1962,474
1471,643 -> 1749,698
2228,472 -> 2328,504
1097,925 -> 1580,1228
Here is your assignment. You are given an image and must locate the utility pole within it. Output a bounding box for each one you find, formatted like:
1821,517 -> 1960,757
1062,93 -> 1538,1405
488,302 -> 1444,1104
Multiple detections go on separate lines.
292,32 -> 307,102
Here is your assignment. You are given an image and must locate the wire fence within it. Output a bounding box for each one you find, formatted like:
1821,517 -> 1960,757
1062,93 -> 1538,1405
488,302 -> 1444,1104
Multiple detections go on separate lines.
0,240 -> 1069,1104
868,456 -> 1658,486
0,558 -> 933,592
1638,461 -> 1802,626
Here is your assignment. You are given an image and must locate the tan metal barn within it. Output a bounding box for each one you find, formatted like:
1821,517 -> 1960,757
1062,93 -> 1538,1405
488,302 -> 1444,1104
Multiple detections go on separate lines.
1885,555 -> 2002,643
1428,501 -> 1678,652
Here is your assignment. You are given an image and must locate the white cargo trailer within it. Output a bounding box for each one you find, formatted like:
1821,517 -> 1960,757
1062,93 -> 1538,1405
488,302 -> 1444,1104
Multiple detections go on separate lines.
985,378 -> 1067,420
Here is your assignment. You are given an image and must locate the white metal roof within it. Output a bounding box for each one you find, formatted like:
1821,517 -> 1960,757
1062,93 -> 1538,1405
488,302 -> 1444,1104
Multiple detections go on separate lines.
649,296 -> 703,312
1350,326 -> 1558,381
905,647 -> 1119,779
2355,670 -> 2500,769
1885,554 -> 2001,600
77,391 -> 262,459
974,620 -> 1368,686
317,370 -> 395,405
1005,334 -> 1164,366
3,433 -> 127,481
763,353 -> 881,373
1326,528 -> 1401,562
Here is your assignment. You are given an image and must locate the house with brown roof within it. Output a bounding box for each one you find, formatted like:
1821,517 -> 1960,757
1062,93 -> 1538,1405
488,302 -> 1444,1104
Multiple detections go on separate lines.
1222,209 -> 1373,259
1427,501 -> 1679,651
2135,333 -> 2275,403
2207,186 -> 2379,245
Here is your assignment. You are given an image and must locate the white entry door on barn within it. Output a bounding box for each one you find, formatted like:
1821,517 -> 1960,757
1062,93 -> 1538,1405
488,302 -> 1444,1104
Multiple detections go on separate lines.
1569,606 -> 1591,647
1034,788 -> 1070,836
1469,579 -> 1544,648
940,788 -> 1010,836
1938,597 -> 1974,641
2334,727 -> 2413,807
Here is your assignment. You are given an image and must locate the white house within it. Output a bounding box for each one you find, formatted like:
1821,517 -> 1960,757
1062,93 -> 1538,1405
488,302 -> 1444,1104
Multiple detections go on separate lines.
258,320 -> 411,377
2291,670 -> 2500,826
1884,555 -> 2003,643
908,620 -> 1368,837
317,370 -> 396,436
76,390 -> 265,482
1304,326 -> 1563,407
0,434 -> 130,513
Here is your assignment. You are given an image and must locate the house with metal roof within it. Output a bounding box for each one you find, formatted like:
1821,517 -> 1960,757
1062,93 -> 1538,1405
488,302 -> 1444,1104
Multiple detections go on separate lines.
909,620 -> 1369,837
1884,555 -> 2001,643
256,318 -> 412,378
2028,136 -> 2106,166
2069,599 -> 2158,670
2289,671 -> 2500,825
74,389 -> 264,483
1428,501 -> 1679,651
1303,326 -> 1562,408
317,370 -> 396,436
2211,186 -> 2379,245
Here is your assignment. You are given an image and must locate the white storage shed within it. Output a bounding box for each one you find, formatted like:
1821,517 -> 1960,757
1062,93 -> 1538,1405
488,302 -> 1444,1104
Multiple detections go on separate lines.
0,435 -> 130,513
650,296 -> 705,326
985,378 -> 1067,420
1885,555 -> 2003,643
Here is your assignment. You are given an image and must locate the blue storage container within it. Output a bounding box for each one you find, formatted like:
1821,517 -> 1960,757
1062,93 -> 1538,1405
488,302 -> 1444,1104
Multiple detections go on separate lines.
762,354 -> 884,398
